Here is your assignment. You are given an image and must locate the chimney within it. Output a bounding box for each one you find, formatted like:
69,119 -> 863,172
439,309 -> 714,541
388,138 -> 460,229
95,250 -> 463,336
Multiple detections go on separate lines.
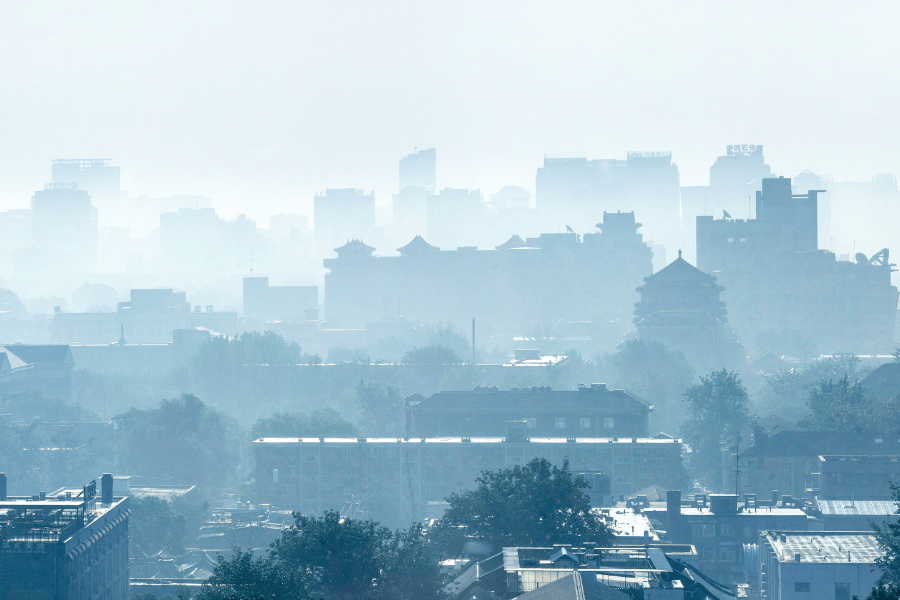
794,553 -> 801,562
666,490 -> 681,536
101,473 -> 113,504
0,473 -> 6,501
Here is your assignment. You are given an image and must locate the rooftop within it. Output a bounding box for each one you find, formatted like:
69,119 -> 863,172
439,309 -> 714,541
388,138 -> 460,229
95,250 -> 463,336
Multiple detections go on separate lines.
255,436 -> 681,445
817,500 -> 898,516
763,531 -> 882,564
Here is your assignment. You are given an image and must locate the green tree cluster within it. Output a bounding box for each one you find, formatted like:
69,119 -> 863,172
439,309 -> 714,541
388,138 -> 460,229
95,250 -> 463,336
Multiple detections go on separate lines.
681,369 -> 750,490
401,345 -> 464,365
197,511 -> 446,600
799,376 -> 900,431
354,381 -> 404,436
192,331 -> 319,372
114,393 -> 245,487
610,339 -> 696,434
433,458 -> 612,554
251,408 -> 359,439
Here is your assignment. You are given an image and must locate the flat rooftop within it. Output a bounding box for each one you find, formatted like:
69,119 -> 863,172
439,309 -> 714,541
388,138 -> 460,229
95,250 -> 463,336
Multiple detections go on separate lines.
764,531 -> 881,564
680,507 -> 808,517
817,500 -> 898,515
255,437 -> 681,444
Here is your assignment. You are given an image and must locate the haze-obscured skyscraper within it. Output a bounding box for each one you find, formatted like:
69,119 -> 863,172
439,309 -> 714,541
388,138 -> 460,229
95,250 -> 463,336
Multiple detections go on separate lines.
51,158 -> 121,200
398,148 -> 436,193
313,188 -> 377,259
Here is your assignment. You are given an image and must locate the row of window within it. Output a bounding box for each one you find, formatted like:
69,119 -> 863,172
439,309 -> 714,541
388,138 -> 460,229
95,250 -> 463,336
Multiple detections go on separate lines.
523,417 -> 615,429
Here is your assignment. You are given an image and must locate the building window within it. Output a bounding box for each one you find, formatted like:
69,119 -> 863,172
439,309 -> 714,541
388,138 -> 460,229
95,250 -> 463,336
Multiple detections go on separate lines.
720,523 -> 735,535
835,582 -> 851,600
555,418 -> 566,429
719,547 -> 736,562
691,524 -> 716,537
656,468 -> 667,478
795,582 -> 810,592
727,237 -> 734,243
603,418 -> 615,429
525,418 -> 537,429
579,418 -> 591,429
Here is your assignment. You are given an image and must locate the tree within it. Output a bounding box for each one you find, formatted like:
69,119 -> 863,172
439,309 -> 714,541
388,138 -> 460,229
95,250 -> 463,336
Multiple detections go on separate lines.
798,375 -> 889,431
114,393 -> 245,487
354,381 -> 404,436
130,496 -> 189,554
402,344 -> 464,365
854,584 -> 900,600
873,482 -> 900,586
610,339 -> 696,434
251,408 -> 359,439
198,514 -> 446,600
434,458 -> 612,555
681,369 -> 750,489
0,389 -> 99,421
197,548 -> 320,600
192,331 -> 317,372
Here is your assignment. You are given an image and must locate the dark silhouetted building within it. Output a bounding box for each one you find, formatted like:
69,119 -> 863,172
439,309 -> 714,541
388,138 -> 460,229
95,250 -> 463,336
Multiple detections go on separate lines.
696,176 -> 898,353
634,252 -> 742,370
406,384 -> 650,438
0,477 -> 130,600
323,211 -> 652,336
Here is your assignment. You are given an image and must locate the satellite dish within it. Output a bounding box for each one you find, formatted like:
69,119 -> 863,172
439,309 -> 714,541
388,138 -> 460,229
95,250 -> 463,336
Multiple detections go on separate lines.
856,252 -> 868,264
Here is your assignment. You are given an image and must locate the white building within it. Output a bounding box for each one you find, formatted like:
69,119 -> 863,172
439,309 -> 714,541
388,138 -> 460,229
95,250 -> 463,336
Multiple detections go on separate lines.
758,531 -> 882,600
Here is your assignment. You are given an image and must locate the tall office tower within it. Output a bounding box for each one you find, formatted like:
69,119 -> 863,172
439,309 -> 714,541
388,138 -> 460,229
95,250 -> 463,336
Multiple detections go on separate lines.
313,188 -> 377,259
425,187 -> 485,249
51,158 -> 123,228
535,151 -> 681,251
21,184 -> 99,274
398,148 -> 436,193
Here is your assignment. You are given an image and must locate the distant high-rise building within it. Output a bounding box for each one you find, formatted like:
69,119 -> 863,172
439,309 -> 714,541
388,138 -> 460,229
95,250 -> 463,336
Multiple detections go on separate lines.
535,152 -> 681,251
708,144 -> 771,187
398,148 -> 436,193
51,158 -> 121,200
681,145 -> 771,263
14,184 -> 99,276
696,176 -> 899,353
313,188 -> 377,259
425,187 -> 485,249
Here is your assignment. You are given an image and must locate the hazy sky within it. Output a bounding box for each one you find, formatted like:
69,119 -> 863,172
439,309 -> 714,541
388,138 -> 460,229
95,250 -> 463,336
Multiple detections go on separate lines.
1,0 -> 898,222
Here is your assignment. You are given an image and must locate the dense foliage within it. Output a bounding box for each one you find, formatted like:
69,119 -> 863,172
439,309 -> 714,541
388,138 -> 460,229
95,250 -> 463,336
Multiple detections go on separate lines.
798,375 -> 899,431
251,408 -> 359,439
610,339 -> 696,434
354,381 -> 404,436
681,369 -> 751,489
434,458 -> 612,554
198,512 -> 446,600
192,331 -> 318,370
114,393 -> 245,487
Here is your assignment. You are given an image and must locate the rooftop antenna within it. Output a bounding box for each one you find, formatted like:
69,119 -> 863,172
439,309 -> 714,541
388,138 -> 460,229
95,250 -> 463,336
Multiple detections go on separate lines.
250,255 -> 253,273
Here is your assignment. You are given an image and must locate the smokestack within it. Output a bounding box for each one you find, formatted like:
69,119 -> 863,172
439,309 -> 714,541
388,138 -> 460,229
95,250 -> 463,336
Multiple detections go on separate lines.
666,490 -> 681,536
0,473 -> 6,501
101,473 -> 113,504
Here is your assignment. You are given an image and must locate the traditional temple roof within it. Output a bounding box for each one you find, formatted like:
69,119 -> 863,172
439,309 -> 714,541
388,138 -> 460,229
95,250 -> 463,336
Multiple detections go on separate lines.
397,235 -> 440,256
334,239 -> 375,257
495,234 -> 527,250
640,251 -> 720,287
